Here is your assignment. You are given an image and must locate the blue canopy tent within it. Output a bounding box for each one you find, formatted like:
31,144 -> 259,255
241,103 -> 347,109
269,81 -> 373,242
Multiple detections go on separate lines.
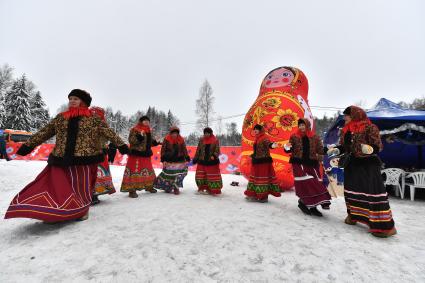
324,98 -> 425,169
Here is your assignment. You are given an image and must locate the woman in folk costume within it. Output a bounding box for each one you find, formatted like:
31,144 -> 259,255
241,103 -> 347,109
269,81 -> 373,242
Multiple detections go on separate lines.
193,127 -> 223,195
121,116 -> 161,198
90,106 -> 117,205
285,119 -> 331,216
4,89 -> 128,223
327,106 -> 396,237
154,127 -> 190,195
244,124 -> 281,203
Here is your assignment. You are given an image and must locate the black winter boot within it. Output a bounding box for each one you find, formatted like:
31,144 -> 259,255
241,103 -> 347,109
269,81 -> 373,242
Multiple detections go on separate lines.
298,200 -> 311,215
91,195 -> 100,205
309,207 -> 323,217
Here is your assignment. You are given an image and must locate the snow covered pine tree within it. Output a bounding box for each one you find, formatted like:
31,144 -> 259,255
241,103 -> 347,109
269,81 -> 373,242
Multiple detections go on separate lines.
3,75 -> 32,131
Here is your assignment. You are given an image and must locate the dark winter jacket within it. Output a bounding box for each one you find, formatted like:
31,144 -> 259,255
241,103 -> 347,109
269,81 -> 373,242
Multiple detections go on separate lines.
251,137 -> 274,164
286,134 -> 323,166
338,124 -> 383,166
128,128 -> 160,157
193,139 -> 220,166
160,139 -> 190,163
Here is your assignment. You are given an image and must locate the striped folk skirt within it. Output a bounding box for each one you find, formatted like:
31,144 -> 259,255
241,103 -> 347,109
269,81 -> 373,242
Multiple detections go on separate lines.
344,162 -> 395,233
154,162 -> 188,193
244,162 -> 281,200
293,163 -> 331,208
94,155 -> 116,196
120,155 -> 156,192
195,164 -> 223,194
5,164 -> 97,222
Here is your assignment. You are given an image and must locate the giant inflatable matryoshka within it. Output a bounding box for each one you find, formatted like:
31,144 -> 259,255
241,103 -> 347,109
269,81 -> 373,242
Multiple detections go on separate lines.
240,66 -> 314,191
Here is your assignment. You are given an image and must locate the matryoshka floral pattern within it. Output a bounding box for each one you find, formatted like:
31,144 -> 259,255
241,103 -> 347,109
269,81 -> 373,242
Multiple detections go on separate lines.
241,66 -> 313,191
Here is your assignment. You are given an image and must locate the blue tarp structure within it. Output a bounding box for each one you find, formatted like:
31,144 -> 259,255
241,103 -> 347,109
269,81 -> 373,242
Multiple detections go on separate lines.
324,98 -> 425,169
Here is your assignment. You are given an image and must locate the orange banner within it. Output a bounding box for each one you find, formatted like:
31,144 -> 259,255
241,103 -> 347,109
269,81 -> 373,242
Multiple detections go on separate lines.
6,143 -> 242,174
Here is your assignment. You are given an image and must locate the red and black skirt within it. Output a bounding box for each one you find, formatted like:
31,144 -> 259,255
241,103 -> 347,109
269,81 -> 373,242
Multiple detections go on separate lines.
5,164 -> 97,222
120,155 -> 156,192
195,164 -> 223,194
344,160 -> 395,233
292,163 -> 331,208
244,162 -> 281,200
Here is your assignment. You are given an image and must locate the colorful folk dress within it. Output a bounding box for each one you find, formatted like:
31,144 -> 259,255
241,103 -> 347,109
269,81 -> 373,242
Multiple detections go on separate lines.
287,119 -> 331,208
244,132 -> 281,201
340,106 -> 396,234
121,125 -> 160,193
4,107 -> 127,222
94,150 -> 116,196
154,133 -> 190,194
193,135 -> 223,194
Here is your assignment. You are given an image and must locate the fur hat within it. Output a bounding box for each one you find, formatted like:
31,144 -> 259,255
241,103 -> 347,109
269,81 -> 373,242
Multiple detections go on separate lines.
203,127 -> 213,134
298,119 -> 306,126
68,89 -> 92,107
139,116 -> 150,123
169,126 -> 180,134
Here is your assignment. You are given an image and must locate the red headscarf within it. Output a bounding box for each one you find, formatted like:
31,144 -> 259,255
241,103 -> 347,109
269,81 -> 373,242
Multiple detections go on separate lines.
203,134 -> 217,145
342,106 -> 371,134
90,106 -> 106,122
62,106 -> 92,119
165,127 -> 184,144
295,118 -> 314,138
254,127 -> 268,144
133,123 -> 151,134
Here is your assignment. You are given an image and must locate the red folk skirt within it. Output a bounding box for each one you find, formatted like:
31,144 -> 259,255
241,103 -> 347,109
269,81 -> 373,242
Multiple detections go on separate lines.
195,164 -> 223,194
120,155 -> 156,192
292,163 -> 331,208
244,162 -> 281,200
94,155 -> 116,196
5,164 -> 97,222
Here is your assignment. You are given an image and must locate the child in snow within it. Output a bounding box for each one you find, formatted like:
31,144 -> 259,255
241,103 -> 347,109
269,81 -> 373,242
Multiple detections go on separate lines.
193,127 -> 223,195
244,124 -> 281,203
284,119 -> 331,216
154,127 -> 190,195
120,116 -> 161,198
4,89 -> 128,223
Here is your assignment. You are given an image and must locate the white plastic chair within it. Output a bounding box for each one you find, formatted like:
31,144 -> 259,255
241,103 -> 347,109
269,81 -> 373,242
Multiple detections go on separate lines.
405,172 -> 425,201
381,168 -> 405,199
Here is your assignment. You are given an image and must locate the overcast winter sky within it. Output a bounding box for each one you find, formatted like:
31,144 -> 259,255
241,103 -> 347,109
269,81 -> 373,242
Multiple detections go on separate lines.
1,0 -> 424,133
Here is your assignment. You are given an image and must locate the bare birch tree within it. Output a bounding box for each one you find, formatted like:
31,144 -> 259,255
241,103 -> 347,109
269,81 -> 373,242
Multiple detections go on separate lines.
195,79 -> 215,131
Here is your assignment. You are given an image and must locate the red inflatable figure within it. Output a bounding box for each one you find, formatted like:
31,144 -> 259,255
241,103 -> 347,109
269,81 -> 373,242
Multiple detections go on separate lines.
241,66 -> 314,191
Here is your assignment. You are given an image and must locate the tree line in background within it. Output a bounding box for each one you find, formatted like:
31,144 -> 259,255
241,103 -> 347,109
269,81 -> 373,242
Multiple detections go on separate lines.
0,64 -> 50,131
398,98 -> 425,111
2,62 -> 422,146
102,106 -> 181,141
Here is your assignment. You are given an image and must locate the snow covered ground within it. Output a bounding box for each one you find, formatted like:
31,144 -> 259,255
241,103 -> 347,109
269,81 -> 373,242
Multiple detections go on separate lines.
0,160 -> 424,283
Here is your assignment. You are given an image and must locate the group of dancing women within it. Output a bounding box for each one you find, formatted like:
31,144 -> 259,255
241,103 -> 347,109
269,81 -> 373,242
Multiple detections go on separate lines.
4,89 -> 396,238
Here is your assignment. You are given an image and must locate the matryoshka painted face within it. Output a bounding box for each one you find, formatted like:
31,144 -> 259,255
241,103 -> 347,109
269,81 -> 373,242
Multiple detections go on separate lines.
264,68 -> 295,88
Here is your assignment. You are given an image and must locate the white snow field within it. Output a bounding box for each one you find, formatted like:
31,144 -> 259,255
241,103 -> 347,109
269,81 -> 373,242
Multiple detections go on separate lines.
0,160 -> 424,283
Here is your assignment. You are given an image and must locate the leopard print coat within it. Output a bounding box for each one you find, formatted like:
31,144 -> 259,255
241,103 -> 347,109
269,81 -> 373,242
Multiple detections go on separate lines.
22,114 -> 126,166
128,128 -> 160,157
